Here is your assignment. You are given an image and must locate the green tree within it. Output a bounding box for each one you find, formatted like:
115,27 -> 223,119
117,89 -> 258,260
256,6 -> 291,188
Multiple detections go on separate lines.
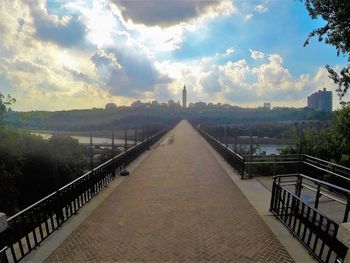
0,92 -> 15,124
302,0 -> 350,101
281,106 -> 350,167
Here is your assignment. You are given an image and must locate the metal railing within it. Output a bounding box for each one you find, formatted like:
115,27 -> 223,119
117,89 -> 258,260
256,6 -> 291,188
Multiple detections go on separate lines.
0,127 -> 170,263
195,125 -> 350,187
270,174 -> 350,263
196,126 -> 245,178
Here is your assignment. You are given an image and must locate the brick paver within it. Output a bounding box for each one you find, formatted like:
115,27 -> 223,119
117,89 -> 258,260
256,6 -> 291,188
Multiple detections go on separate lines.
46,121 -> 293,262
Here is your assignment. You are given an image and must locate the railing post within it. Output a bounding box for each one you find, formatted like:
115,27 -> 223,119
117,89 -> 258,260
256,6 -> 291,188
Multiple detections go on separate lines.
314,183 -> 321,209
270,178 -> 277,212
234,135 -> 237,153
344,194 -> 350,223
295,175 -> 302,197
0,246 -> 8,263
248,127 -> 253,179
336,222 -> 350,262
124,128 -> 128,152
111,129 -> 115,158
134,128 -> 137,146
241,156 -> 245,180
89,131 -> 93,171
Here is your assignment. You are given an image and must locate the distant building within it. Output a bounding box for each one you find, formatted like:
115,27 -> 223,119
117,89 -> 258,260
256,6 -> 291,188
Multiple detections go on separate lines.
105,103 -> 117,110
307,88 -> 332,112
182,85 -> 187,108
131,100 -> 143,107
263,102 -> 271,110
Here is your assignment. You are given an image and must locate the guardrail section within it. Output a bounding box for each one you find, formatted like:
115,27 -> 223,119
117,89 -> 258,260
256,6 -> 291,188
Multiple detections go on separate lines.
270,174 -> 349,263
0,127 -> 170,263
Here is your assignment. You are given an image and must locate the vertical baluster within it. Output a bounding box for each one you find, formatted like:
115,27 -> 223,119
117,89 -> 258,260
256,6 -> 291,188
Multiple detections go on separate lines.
343,194 -> 350,223
23,215 -> 32,254
13,218 -> 25,258
9,245 -> 17,263
291,197 -> 300,232
296,203 -> 305,236
302,206 -> 311,242
28,212 -> 38,247
284,192 -> 291,223
312,215 -> 323,254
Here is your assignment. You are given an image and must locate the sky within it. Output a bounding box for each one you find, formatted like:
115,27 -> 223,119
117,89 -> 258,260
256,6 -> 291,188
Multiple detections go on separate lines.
0,0 -> 348,111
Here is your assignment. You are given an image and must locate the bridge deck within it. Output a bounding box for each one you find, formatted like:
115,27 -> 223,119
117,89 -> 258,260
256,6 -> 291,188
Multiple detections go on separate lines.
46,121 -> 293,262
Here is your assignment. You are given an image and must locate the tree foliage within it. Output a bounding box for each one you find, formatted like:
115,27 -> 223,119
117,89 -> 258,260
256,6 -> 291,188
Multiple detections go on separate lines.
302,0 -> 350,101
281,106 -> 350,167
0,92 -> 15,124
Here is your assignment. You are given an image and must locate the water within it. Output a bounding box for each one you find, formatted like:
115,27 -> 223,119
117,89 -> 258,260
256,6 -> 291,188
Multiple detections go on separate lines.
228,144 -> 287,155
32,132 -> 133,145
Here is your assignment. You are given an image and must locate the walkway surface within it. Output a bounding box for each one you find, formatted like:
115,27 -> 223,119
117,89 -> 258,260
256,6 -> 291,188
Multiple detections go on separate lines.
46,121 -> 293,262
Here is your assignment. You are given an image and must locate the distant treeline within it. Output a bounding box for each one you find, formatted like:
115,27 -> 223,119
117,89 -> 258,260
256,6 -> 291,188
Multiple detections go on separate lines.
5,102 -> 333,131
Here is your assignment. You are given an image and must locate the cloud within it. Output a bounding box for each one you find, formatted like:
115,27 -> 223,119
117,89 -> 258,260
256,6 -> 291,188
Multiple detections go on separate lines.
225,48 -> 235,56
155,52 -> 330,105
26,0 -> 87,47
254,5 -> 268,13
91,47 -> 171,98
244,14 -> 253,21
110,0 -> 235,27
249,49 -> 265,60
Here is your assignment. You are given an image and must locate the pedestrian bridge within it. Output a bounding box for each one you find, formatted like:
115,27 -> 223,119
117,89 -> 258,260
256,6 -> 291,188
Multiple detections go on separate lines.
1,121 -> 349,263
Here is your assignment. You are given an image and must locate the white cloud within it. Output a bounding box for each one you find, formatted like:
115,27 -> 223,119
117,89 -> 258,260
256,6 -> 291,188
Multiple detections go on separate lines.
225,47 -> 235,56
244,14 -> 253,21
254,5 -> 268,13
249,49 -> 265,60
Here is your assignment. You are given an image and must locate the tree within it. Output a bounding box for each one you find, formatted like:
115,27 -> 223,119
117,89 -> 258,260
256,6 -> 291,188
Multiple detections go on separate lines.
0,92 -> 16,124
302,0 -> 350,102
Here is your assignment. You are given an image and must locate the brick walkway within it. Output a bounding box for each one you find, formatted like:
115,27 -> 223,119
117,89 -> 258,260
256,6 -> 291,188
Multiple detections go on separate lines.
46,121 -> 293,262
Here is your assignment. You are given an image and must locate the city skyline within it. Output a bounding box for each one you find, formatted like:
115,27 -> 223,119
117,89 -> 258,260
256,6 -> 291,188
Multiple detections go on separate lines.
0,0 -> 348,111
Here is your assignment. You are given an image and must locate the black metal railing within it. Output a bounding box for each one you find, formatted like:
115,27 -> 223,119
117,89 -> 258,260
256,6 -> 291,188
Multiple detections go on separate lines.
243,154 -> 300,179
194,125 -> 350,187
195,126 -> 245,178
270,174 -> 349,263
0,127 -> 170,263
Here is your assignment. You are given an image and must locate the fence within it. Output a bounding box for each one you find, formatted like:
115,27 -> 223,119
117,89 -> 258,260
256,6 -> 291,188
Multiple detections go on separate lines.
194,125 -> 350,186
0,127 -> 170,263
196,126 -> 245,178
270,174 -> 349,263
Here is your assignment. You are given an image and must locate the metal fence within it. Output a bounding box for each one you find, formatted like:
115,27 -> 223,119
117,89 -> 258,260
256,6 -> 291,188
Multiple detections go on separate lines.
270,174 -> 349,263
194,125 -> 350,187
196,126 -> 245,178
0,127 -> 170,263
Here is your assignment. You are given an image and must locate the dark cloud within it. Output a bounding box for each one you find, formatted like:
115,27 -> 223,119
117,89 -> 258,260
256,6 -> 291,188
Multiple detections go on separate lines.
27,1 -> 86,47
91,48 -> 171,97
111,0 -> 223,26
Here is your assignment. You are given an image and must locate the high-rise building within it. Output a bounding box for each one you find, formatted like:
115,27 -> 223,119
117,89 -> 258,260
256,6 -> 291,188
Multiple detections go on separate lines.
263,102 -> 271,110
307,88 -> 332,112
182,85 -> 187,108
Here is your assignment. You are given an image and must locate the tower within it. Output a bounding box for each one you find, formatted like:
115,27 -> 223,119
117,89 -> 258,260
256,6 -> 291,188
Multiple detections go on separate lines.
182,85 -> 187,108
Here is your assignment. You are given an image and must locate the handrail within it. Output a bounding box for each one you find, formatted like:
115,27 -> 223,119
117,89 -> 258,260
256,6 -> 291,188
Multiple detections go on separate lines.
198,127 -> 244,160
304,154 -> 350,173
274,173 -> 350,195
302,161 -> 350,183
270,177 -> 348,262
0,125 -> 172,263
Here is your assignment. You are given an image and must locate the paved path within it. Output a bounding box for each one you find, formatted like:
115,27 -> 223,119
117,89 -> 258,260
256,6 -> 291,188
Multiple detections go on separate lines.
46,121 -> 293,262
